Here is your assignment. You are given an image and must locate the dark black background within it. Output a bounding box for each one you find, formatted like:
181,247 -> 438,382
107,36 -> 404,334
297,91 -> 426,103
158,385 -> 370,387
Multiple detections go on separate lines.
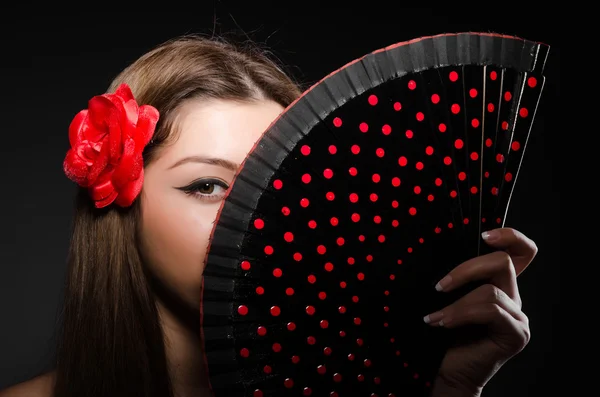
0,4 -> 560,396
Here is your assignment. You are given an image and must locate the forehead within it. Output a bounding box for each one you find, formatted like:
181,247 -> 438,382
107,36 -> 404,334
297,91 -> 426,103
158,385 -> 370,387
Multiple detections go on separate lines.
158,98 -> 285,166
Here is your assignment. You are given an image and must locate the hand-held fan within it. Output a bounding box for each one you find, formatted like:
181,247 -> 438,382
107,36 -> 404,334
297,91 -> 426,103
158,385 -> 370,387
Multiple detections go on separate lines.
200,32 -> 549,397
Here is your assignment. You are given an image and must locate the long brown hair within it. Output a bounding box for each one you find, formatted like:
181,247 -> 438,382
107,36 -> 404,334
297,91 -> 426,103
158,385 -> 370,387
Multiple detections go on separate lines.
53,35 -> 302,397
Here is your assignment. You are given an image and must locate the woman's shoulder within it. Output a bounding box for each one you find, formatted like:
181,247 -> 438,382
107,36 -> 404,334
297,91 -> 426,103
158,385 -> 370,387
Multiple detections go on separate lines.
0,370 -> 55,397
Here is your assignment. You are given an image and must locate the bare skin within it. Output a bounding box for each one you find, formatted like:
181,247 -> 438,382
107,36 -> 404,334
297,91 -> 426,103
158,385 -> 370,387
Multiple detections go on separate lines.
0,99 -> 537,397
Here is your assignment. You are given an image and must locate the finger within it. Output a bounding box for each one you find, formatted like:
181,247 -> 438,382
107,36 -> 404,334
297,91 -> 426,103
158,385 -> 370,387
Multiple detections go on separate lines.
481,227 -> 538,275
435,251 -> 521,306
424,283 -> 527,325
424,302 -> 531,353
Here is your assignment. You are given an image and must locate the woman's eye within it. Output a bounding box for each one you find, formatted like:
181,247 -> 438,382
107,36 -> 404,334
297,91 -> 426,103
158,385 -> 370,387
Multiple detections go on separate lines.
177,179 -> 229,201
196,182 -> 217,194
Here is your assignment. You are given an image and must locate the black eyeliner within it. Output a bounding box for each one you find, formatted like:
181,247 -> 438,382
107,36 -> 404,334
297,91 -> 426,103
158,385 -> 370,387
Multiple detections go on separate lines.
176,178 -> 229,193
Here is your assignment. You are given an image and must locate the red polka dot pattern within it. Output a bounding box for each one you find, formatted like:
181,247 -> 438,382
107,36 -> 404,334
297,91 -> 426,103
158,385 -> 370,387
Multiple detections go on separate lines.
201,33 -> 549,397
480,67 -> 546,236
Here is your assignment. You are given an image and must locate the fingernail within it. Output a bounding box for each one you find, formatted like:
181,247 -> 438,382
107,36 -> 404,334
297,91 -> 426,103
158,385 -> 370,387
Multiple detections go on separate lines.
482,229 -> 500,242
435,275 -> 452,291
423,311 -> 444,325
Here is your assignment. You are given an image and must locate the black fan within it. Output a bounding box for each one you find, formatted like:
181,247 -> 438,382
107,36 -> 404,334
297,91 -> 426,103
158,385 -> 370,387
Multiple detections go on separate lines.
200,32 -> 549,397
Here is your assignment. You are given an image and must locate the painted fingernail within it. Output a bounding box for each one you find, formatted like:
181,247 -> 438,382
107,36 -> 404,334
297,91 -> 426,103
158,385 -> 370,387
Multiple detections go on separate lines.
482,229 -> 500,242
423,311 -> 444,324
435,275 -> 452,291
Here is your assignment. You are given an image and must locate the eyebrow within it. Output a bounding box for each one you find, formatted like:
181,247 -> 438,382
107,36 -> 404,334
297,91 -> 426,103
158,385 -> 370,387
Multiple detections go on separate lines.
168,156 -> 240,172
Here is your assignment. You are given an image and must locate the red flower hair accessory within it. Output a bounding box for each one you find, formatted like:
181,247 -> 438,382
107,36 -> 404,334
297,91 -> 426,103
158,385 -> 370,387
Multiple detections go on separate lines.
63,83 -> 159,208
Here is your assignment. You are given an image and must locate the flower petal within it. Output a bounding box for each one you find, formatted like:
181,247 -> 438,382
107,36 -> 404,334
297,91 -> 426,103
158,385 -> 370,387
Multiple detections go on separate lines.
89,170 -> 116,203
106,114 -> 122,165
136,105 -> 160,147
113,83 -> 139,138
87,95 -> 115,140
63,148 -> 89,185
95,190 -> 118,208
114,83 -> 135,103
114,168 -> 144,207
68,110 -> 88,148
111,138 -> 141,189
86,136 -> 111,185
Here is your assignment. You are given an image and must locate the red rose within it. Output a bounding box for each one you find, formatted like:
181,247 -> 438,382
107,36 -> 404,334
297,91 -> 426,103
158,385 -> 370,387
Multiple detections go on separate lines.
63,83 -> 159,208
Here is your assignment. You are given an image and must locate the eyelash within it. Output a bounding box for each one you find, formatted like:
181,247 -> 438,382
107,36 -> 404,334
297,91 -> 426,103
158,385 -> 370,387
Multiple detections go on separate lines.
177,178 -> 229,202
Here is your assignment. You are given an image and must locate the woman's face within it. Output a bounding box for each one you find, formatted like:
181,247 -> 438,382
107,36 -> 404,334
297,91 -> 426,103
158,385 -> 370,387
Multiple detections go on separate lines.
139,98 -> 284,309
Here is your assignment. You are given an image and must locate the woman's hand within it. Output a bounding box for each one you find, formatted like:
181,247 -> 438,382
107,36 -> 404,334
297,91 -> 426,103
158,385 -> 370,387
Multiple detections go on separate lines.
426,228 -> 538,397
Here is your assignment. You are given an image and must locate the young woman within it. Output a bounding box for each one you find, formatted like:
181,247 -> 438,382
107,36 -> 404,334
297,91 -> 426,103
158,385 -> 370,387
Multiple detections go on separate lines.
1,36 -> 538,397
